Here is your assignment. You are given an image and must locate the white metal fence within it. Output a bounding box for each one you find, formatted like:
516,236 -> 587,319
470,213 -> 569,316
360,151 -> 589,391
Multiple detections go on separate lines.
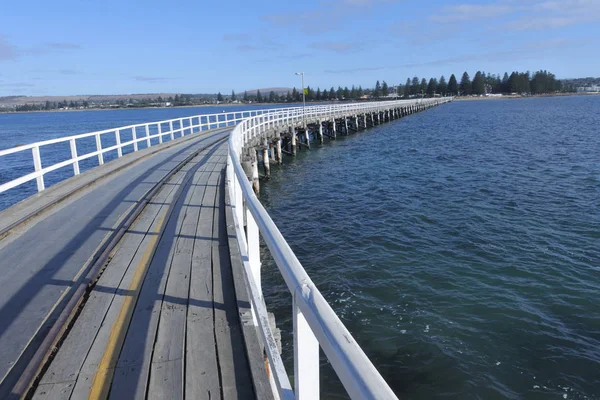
227,98 -> 450,399
0,107 -> 300,195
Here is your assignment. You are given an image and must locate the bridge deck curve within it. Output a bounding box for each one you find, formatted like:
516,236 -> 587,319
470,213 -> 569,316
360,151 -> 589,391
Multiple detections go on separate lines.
0,129 -> 264,399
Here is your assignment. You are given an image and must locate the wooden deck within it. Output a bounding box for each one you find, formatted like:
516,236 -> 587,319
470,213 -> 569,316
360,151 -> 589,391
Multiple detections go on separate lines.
0,131 -> 270,399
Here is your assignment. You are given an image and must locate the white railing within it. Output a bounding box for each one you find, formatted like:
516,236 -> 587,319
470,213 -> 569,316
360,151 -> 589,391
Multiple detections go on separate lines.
227,98 -> 451,399
0,106 -> 305,195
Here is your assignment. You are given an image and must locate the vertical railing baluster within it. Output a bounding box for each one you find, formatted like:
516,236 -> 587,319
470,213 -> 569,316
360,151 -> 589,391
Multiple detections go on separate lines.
158,123 -> 163,144
115,129 -> 122,157
96,134 -> 104,165
70,138 -> 80,175
189,117 -> 193,133
246,205 -> 261,325
180,119 -> 185,136
145,124 -> 151,148
32,145 -> 45,192
132,126 -> 138,152
294,297 -> 320,400
169,121 -> 174,141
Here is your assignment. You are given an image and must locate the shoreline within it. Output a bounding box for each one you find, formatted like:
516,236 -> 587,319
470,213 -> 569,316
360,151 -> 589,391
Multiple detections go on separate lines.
453,92 -> 599,101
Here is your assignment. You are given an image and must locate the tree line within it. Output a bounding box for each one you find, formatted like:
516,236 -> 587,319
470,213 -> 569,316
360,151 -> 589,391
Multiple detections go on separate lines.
397,70 -> 566,97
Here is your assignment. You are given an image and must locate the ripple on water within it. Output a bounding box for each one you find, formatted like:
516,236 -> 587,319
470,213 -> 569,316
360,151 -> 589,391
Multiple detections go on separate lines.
260,96 -> 600,399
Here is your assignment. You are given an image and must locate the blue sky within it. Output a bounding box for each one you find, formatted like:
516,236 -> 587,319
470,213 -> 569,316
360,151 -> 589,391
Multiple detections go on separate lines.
1,0 -> 598,96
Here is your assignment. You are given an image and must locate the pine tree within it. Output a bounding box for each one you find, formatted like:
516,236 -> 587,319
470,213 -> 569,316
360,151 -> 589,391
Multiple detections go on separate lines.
472,71 -> 485,95
316,88 -> 321,101
404,78 -> 411,98
448,74 -> 458,95
411,77 -> 420,95
373,80 -> 382,98
286,91 -> 292,102
437,75 -> 447,96
357,86 -> 364,98
460,72 -> 472,95
420,78 -> 428,96
256,90 -> 263,103
343,86 -> 350,99
350,85 -> 357,99
426,78 -> 437,97
217,92 -> 223,102
269,91 -> 276,103
329,87 -> 336,100
243,91 -> 248,102
382,81 -> 389,97
337,86 -> 343,100
231,90 -> 236,101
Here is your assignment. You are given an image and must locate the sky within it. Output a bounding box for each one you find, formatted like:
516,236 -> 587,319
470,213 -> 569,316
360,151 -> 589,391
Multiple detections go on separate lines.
0,0 -> 598,96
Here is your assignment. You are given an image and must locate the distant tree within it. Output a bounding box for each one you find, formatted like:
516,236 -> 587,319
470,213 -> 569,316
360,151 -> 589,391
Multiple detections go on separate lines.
437,75 -> 448,96
292,87 -> 300,102
411,76 -> 420,95
396,84 -> 403,96
460,71 -> 472,95
404,78 -> 411,98
357,85 -> 364,98
426,77 -> 437,97
350,85 -> 357,99
217,92 -> 223,102
231,90 -> 236,101
373,80 -> 381,98
286,91 -> 292,102
306,86 -> 315,101
472,71 -> 485,95
420,78 -> 427,96
502,72 -> 510,93
269,91 -> 276,102
343,86 -> 350,99
447,74 -> 458,95
315,88 -> 321,101
329,87 -> 336,100
382,81 -> 389,97
256,90 -> 263,102
243,91 -> 248,102
337,86 -> 344,100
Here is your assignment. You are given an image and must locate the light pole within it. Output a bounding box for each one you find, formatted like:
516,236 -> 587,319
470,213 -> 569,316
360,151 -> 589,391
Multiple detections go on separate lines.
295,72 -> 305,127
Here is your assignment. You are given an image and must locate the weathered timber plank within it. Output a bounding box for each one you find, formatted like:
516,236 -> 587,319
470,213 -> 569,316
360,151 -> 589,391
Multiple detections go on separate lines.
146,167 -> 211,400
224,182 -> 274,400
184,167 -> 222,400
212,168 -> 256,400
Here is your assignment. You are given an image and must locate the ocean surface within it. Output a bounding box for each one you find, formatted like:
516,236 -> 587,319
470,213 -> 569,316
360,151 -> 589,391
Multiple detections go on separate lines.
258,96 -> 600,399
1,97 -> 599,399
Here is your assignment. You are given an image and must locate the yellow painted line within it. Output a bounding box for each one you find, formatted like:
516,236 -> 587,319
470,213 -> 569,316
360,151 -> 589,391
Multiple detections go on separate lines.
88,211 -> 168,400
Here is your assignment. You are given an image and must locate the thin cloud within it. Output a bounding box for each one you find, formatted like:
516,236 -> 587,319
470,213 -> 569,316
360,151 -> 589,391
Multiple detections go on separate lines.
0,36 -> 19,61
310,41 -> 366,54
430,3 -> 514,23
45,42 -> 82,50
133,76 -> 172,82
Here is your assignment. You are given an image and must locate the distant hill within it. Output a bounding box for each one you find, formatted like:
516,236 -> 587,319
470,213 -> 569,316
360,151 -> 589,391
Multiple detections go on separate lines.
242,87 -> 293,95
0,94 -> 183,107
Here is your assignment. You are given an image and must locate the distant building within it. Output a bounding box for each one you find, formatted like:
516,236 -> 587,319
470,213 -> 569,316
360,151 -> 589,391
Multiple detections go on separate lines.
577,86 -> 600,93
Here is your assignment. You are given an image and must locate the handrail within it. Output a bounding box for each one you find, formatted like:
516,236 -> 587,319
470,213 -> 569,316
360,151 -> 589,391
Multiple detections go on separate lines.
227,98 -> 451,399
0,105 -> 305,195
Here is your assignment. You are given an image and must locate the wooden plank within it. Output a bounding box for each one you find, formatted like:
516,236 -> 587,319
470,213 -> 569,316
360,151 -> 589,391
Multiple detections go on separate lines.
68,147 -> 215,399
33,151 -> 199,400
107,151 -> 218,400
32,382 -> 75,400
185,167 -> 221,400
212,168 -> 255,400
224,182 -> 274,400
146,167 -> 211,400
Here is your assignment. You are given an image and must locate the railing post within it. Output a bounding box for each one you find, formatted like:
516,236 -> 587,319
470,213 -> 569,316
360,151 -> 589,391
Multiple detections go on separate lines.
294,293 -> 320,400
32,145 -> 45,192
246,206 -> 261,325
169,121 -> 174,141
70,138 -> 80,175
93,135 -> 104,167
189,117 -> 193,133
132,127 -> 138,152
158,123 -> 163,144
179,119 -> 185,136
115,129 -> 122,157
145,124 -> 151,148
